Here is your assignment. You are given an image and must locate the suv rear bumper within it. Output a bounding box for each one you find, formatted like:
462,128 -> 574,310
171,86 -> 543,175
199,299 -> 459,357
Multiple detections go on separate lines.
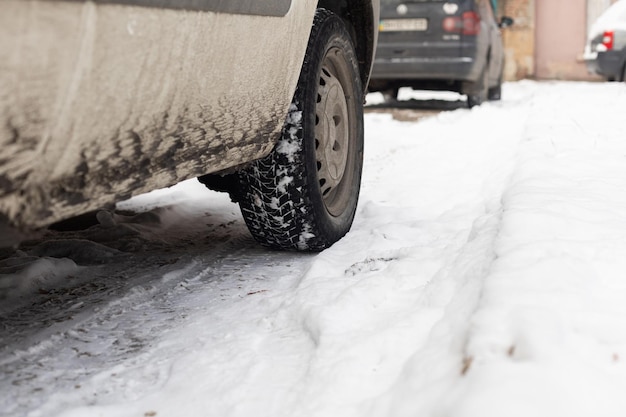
371,56 -> 477,80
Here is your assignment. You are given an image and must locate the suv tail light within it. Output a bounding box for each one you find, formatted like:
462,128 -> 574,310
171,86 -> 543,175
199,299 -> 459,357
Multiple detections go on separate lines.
442,11 -> 481,35
462,11 -> 481,35
601,30 -> 615,51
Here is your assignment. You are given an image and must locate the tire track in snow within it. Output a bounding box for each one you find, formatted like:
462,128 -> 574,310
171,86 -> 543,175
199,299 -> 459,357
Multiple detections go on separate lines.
0,211 -> 310,416
257,92 -> 536,417
1,85 -> 555,417
360,90 -> 537,417
447,82 -> 626,417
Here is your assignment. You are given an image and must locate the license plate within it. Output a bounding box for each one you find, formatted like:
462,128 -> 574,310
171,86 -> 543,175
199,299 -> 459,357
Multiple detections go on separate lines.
379,18 -> 428,32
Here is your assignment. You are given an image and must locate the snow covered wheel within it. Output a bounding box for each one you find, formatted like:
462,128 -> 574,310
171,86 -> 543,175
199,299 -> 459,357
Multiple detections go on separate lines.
237,8 -> 364,251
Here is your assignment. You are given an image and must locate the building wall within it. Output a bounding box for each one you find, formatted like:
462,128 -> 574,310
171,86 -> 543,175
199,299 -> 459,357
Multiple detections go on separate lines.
499,0 -> 535,80
535,0 -> 592,79
498,0 -> 616,80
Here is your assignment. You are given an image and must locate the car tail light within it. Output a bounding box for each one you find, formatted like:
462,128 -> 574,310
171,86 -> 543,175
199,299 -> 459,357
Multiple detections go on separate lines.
462,11 -> 481,35
442,11 -> 481,35
601,30 -> 614,51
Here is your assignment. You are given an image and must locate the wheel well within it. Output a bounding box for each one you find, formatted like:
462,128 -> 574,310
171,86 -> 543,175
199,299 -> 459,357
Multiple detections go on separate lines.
317,0 -> 377,90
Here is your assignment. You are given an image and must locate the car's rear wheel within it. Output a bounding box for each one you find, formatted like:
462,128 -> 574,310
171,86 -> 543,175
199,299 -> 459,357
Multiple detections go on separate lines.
488,67 -> 503,101
236,8 -> 364,251
467,62 -> 489,108
382,87 -> 399,102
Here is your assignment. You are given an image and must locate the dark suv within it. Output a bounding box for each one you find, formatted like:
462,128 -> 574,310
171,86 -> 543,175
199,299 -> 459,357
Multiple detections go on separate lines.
369,0 -> 512,107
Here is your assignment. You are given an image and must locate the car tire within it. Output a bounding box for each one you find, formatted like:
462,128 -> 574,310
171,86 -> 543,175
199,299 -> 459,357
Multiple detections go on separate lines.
383,87 -> 399,102
467,63 -> 489,108
236,8 -> 364,251
488,68 -> 503,101
487,84 -> 501,101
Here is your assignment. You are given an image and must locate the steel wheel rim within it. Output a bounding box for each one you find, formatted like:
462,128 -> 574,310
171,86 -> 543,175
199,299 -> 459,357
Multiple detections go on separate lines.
314,47 -> 355,217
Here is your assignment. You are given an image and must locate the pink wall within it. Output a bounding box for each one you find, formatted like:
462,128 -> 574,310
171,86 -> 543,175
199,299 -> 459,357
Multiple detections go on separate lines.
535,0 -> 593,80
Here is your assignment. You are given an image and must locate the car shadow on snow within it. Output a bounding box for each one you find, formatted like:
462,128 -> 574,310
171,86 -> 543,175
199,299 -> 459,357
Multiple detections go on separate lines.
365,98 -> 467,122
0,197 -> 255,310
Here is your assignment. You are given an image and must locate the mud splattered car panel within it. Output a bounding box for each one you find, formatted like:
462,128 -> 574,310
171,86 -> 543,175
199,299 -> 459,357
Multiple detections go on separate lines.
0,1 -> 313,241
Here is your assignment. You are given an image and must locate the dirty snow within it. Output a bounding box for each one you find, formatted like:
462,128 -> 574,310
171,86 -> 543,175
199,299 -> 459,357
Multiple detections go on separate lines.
2,81 -> 626,417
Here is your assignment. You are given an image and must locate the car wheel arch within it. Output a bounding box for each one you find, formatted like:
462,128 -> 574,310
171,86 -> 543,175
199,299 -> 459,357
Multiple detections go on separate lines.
317,0 -> 378,91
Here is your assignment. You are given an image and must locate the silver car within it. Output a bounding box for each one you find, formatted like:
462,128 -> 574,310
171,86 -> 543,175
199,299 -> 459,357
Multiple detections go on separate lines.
0,0 -> 379,250
584,0 -> 626,82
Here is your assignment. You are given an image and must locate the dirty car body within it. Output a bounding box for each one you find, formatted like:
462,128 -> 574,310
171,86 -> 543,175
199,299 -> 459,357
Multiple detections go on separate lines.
0,0 -> 379,248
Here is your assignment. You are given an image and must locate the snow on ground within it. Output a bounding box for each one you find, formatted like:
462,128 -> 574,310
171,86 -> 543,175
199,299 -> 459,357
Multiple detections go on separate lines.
2,81 -> 626,417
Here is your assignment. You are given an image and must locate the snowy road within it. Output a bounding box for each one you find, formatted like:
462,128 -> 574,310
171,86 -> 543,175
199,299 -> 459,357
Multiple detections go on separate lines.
3,81 -> 626,417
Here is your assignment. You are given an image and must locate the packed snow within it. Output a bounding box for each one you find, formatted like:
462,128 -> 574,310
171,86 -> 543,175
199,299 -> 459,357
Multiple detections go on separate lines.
2,81 -> 626,417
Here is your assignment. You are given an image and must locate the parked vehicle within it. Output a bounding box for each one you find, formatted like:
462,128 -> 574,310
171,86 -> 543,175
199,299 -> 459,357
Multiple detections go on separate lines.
368,0 -> 512,107
584,0 -> 626,81
0,0 -> 379,251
